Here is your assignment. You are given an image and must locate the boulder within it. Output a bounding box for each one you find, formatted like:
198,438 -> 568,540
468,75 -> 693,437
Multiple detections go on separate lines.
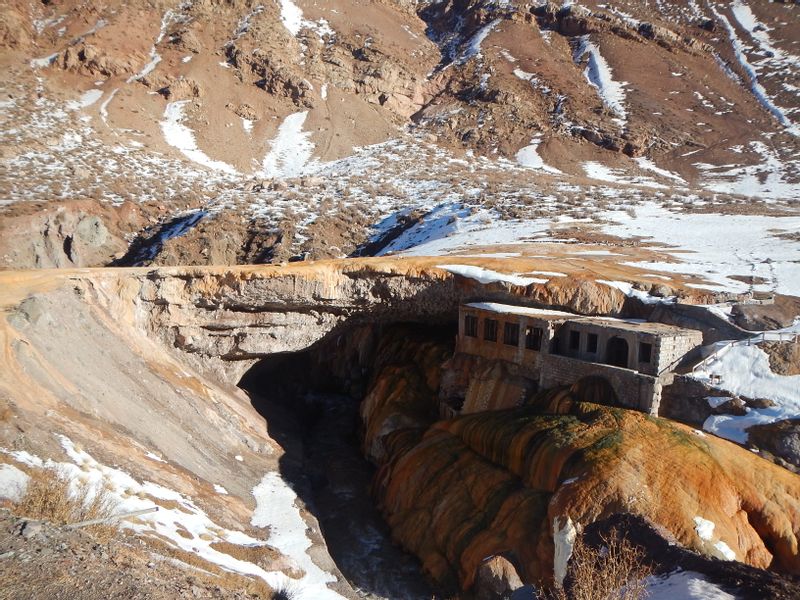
474,556 -> 524,600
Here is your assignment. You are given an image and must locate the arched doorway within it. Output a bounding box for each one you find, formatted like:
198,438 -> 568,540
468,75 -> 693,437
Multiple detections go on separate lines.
605,336 -> 629,368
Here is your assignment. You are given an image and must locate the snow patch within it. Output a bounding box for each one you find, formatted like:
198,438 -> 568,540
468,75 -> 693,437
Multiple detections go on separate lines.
692,344 -> 800,443
438,264 -> 544,287
596,279 -> 674,305
693,516 -> 715,541
258,111 -> 316,179
4,436 -> 337,598
145,451 -> 165,463
160,101 -> 238,175
456,20 -> 501,65
709,4 -> 798,136
278,0 -> 335,40
30,53 -> 59,69
553,516 -> 577,586
516,138 -> 561,173
634,157 -> 685,184
99,88 -> 119,126
600,202 -> 800,296
574,36 -> 627,125
0,464 -> 30,502
645,570 -> 736,600
66,89 -> 104,111
128,9 -> 182,83
251,472 -> 343,599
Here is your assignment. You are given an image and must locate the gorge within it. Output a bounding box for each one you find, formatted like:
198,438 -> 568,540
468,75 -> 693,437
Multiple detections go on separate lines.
1,261 -> 799,599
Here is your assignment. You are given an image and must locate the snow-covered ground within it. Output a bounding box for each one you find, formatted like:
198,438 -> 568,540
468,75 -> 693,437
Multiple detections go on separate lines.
690,333 -> 800,444
1,436 -> 346,600
258,111 -> 317,178
438,264 -> 550,286
645,570 -> 736,600
599,202 -> 800,296
709,1 -> 799,137
161,101 -> 239,175
573,36 -> 628,126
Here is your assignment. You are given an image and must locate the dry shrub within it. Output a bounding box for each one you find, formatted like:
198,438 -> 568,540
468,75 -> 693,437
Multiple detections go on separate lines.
15,467 -> 119,541
549,530 -> 651,600
144,534 -> 275,597
210,540 -> 281,567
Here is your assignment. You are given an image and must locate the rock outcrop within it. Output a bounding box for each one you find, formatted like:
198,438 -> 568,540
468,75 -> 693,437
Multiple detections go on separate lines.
371,377 -> 800,593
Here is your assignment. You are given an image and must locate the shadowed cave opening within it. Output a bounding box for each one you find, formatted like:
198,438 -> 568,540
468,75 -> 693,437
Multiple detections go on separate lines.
238,320 -> 456,600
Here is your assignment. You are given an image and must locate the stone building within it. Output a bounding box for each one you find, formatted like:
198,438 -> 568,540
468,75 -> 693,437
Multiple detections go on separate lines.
455,302 -> 704,414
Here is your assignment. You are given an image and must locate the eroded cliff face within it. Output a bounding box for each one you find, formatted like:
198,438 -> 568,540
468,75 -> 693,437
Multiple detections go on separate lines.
82,259 -> 633,382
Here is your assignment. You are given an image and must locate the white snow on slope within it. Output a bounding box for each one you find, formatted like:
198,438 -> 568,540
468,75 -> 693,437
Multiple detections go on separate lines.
252,473 -> 343,599
645,570 -> 736,600
691,343 -> 800,443
99,88 -> 119,126
553,516 -> 577,586
456,19 -> 501,65
693,516 -> 736,561
3,436 -> 344,599
596,279 -> 674,305
30,53 -> 60,69
259,111 -> 316,179
128,9 -> 181,83
709,3 -> 798,136
229,4 -> 265,43
66,89 -> 104,111
161,101 -> 238,174
438,264 -> 545,286
0,463 -> 30,502
279,0 -> 304,36
278,0 -> 334,39
379,203 -> 554,256
693,140 -> 799,201
583,162 -> 666,189
600,202 -> 800,296
634,157 -> 685,184
516,138 -> 561,173
574,36 -> 627,124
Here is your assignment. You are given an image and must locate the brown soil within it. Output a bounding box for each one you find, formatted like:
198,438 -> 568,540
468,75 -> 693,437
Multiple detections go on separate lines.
0,511 -> 274,600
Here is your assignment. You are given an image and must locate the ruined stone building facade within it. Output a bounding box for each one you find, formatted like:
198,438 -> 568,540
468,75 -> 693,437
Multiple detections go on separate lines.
455,302 -> 704,415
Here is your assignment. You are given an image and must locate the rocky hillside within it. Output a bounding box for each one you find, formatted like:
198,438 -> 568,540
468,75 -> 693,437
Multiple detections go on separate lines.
1,0 -> 798,286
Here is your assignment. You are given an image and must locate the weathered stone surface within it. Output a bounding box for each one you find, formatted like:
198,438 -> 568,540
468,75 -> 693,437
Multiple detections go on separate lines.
474,556 -> 524,600
373,380 -> 800,592
732,296 -> 800,331
748,419 -> 800,470
761,341 -> 800,376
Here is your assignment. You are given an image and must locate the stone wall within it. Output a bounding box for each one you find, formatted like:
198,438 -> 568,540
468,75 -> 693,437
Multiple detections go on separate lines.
540,354 -> 661,413
456,306 -> 558,377
655,330 -> 704,374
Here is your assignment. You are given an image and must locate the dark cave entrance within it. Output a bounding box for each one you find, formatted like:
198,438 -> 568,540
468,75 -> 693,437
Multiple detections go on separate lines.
238,321 -> 455,600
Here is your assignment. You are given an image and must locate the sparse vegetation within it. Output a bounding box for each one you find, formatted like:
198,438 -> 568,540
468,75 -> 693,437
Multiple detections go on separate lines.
14,467 -> 119,541
547,530 -> 651,600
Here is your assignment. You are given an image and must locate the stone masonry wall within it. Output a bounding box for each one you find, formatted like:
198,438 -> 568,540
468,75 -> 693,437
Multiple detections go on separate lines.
540,354 -> 661,413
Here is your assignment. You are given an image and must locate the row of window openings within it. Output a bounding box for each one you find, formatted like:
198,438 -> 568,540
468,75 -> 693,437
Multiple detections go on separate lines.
464,315 -> 543,350
464,315 -> 652,363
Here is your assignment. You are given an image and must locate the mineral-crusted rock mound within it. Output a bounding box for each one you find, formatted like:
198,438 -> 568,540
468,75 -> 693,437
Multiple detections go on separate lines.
373,380 -> 800,593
